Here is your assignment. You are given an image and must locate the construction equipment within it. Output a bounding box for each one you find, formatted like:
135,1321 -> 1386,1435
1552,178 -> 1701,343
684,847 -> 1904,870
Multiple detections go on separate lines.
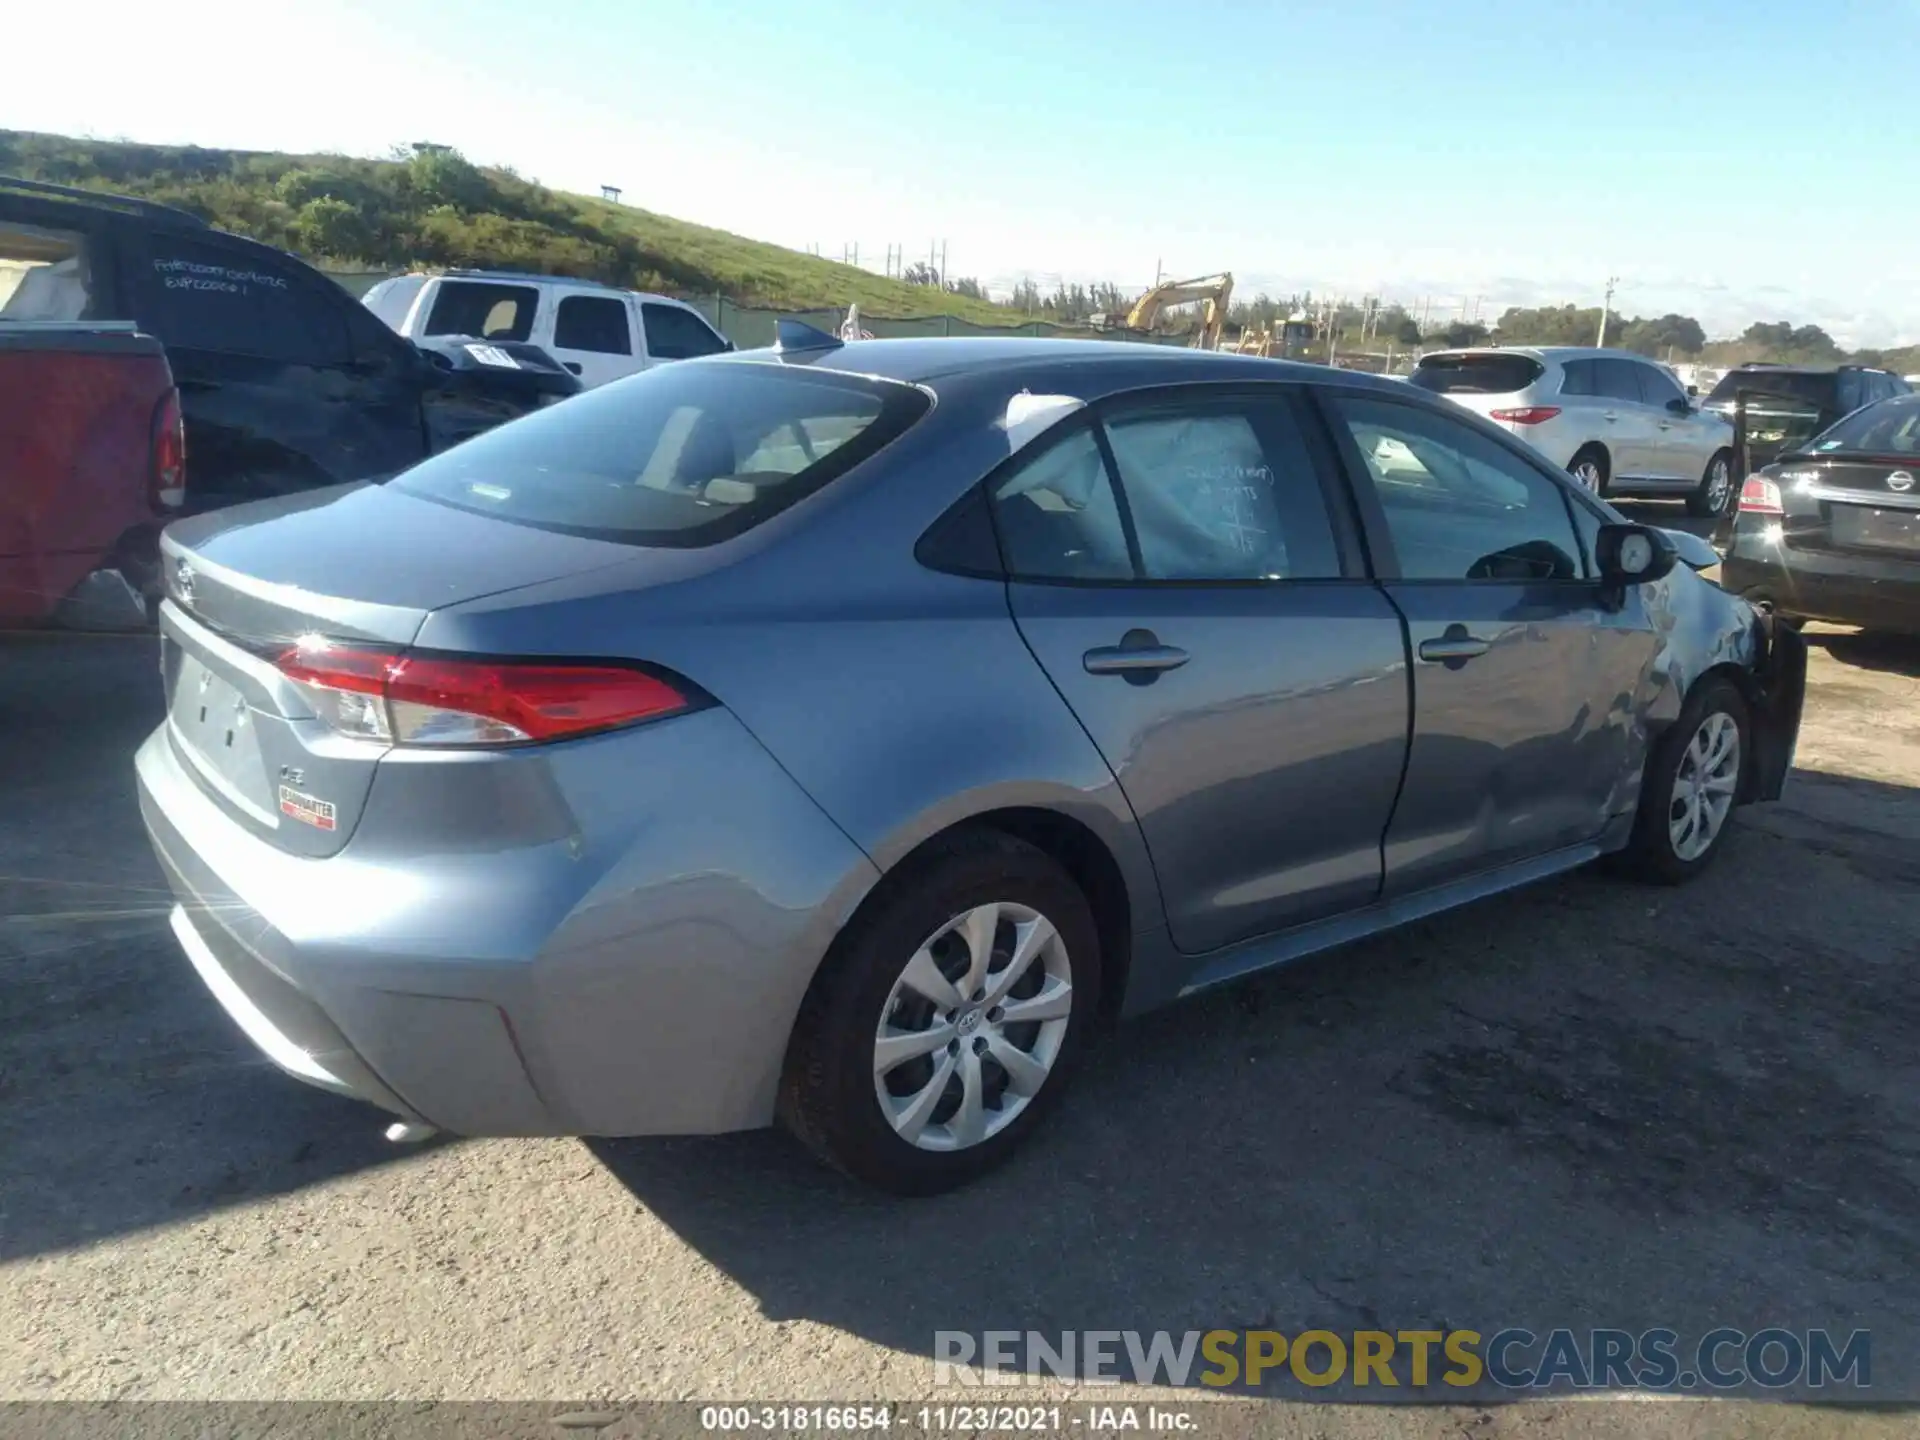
1094,272 -> 1234,349
1230,311 -> 1316,359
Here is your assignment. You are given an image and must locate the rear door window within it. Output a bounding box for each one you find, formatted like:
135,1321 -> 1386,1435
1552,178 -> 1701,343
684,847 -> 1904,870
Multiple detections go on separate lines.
642,303 -> 727,359
553,294 -> 632,355
1559,359 -> 1598,397
390,361 -> 928,546
1408,353 -> 1544,396
1595,358 -> 1646,404
136,235 -> 350,365
423,280 -> 538,341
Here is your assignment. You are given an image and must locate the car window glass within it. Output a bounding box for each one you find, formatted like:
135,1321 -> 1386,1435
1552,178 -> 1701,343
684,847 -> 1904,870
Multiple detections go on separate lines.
1559,359 -> 1597,397
392,362 -> 925,547
1640,365 -> 1686,408
1806,395 -> 1920,454
1596,358 -> 1645,403
1329,395 -> 1585,582
989,425 -> 1133,581
137,236 -> 350,365
423,280 -> 537,341
0,220 -> 96,320
553,294 -> 632,355
642,302 -> 727,360
1100,403 -> 1342,580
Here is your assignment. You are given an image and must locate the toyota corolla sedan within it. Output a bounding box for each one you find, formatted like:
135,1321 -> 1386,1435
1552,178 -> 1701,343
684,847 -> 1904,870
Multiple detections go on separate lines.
138,328 -> 1806,1195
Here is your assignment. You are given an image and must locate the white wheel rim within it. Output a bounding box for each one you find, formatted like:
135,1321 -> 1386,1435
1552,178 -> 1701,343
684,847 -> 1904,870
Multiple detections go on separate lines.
1573,459 -> 1603,492
1706,457 -> 1732,510
873,902 -> 1073,1152
1669,711 -> 1740,861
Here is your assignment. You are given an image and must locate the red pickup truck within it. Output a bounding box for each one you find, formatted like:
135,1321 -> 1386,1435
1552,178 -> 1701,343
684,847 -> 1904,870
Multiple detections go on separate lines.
0,321 -> 181,627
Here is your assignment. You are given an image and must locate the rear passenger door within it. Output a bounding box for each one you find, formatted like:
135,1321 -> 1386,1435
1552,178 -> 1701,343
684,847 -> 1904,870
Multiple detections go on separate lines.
1319,391 -> 1658,894
547,291 -> 640,389
1594,357 -> 1658,480
992,386 -> 1411,955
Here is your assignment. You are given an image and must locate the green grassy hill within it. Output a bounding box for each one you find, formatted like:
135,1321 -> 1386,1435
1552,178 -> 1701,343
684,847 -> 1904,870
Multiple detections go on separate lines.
0,129 -> 1027,326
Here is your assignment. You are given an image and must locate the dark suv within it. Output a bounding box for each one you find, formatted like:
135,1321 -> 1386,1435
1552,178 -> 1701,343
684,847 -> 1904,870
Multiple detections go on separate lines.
1703,363 -> 1910,475
0,176 -> 578,514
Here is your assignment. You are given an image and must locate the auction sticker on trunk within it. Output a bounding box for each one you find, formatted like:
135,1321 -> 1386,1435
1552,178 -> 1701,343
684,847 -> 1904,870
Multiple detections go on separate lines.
278,785 -> 337,831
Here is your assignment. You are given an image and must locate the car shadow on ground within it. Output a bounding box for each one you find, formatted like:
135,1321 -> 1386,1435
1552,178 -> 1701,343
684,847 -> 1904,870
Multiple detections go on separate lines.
592,766 -> 1920,1398
1806,629 -> 1920,679
0,635 -> 418,1262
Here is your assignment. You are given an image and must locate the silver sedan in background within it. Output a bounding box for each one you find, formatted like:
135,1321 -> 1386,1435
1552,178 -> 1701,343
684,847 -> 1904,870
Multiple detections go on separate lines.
138,331 -> 1805,1194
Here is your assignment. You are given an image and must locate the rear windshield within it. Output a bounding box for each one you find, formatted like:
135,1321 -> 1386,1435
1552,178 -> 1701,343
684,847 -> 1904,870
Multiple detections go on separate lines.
1704,369 -> 1836,409
390,360 -> 930,547
1804,394 -> 1920,457
1408,353 -> 1545,396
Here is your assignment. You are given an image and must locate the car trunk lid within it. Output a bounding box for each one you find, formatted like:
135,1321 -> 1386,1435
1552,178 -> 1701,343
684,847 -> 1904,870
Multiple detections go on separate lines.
157,482 -> 646,857
1776,456 -> 1920,560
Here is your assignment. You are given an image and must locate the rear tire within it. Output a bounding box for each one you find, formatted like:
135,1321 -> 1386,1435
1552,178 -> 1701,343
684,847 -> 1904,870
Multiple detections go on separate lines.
1688,449 -> 1735,517
1613,676 -> 1750,885
1568,445 -> 1610,497
779,830 -> 1100,1196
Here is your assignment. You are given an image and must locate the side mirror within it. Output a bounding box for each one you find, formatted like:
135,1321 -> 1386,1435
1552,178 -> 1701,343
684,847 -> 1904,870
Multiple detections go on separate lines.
1686,384 -> 1700,397
1596,523 -> 1678,587
1666,397 -> 1692,416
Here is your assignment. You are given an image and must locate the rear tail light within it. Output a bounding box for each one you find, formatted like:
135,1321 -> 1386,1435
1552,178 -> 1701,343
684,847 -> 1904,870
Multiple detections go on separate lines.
275,640 -> 693,747
1737,476 -> 1784,515
150,388 -> 186,510
1488,406 -> 1562,425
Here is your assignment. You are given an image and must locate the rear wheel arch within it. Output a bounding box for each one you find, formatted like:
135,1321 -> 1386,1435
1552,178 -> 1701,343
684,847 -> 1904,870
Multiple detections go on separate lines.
819,807 -> 1136,1022
1567,442 -> 1611,492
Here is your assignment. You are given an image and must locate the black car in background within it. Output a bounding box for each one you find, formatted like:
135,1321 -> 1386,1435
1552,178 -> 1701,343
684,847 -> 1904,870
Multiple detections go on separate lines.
1703,362 -> 1910,475
0,176 -> 578,515
1720,391 -> 1920,634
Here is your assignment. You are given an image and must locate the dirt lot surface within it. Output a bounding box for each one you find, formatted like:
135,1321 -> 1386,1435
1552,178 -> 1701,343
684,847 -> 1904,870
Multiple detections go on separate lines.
4,565 -> 1919,1431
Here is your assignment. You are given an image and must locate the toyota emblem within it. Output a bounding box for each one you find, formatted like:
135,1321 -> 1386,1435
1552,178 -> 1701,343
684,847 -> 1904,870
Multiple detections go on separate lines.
1888,471 -> 1915,493
174,558 -> 195,603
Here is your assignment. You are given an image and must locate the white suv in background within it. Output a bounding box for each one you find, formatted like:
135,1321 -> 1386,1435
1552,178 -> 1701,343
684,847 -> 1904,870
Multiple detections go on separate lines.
1410,347 -> 1737,515
362,271 -> 732,389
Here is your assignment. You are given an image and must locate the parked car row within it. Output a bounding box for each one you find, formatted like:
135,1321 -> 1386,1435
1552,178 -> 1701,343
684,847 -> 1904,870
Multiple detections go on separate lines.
138,327 -> 1807,1193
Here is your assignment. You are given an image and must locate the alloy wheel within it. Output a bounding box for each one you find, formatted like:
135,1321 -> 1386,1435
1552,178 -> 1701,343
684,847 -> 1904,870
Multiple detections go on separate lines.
1572,458 -> 1604,493
872,902 -> 1073,1152
1669,711 -> 1740,861
1706,456 -> 1733,511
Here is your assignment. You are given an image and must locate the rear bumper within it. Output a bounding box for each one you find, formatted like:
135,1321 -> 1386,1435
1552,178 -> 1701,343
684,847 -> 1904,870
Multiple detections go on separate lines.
1722,534 -> 1920,633
136,706 -> 881,1138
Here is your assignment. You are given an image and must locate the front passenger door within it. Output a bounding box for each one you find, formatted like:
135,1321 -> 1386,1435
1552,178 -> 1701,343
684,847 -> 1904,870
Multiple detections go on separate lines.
1320,392 -> 1660,896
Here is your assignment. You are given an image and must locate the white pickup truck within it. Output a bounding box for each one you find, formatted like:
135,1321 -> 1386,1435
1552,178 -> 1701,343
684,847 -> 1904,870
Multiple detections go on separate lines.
362,270 -> 732,388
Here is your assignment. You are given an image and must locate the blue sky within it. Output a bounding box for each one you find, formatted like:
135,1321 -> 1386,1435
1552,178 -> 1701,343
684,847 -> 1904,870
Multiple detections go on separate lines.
10,0 -> 1918,343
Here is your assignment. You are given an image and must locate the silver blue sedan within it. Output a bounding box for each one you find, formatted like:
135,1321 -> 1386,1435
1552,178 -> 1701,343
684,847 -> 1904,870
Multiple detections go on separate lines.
138,328 -> 1806,1194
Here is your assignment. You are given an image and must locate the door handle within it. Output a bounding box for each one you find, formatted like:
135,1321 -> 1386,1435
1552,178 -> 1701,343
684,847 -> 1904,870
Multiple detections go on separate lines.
1084,630 -> 1190,678
1084,644 -> 1189,675
1417,636 -> 1491,663
1602,411 -> 1618,422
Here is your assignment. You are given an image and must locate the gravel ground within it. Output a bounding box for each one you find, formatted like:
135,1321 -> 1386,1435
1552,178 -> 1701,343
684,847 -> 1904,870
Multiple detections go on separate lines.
3,566 -> 1918,1433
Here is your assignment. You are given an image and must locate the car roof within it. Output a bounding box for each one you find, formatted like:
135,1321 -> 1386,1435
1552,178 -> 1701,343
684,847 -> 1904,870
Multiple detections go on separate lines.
1420,345 -> 1653,363
721,335 -> 1404,390
426,270 -> 691,306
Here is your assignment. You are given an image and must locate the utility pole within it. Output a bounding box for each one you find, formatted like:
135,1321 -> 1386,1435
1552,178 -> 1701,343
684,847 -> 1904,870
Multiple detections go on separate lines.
1597,275 -> 1619,347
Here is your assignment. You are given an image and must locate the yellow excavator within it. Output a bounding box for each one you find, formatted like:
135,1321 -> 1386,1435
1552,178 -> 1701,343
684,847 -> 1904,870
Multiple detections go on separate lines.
1095,272 -> 1234,349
